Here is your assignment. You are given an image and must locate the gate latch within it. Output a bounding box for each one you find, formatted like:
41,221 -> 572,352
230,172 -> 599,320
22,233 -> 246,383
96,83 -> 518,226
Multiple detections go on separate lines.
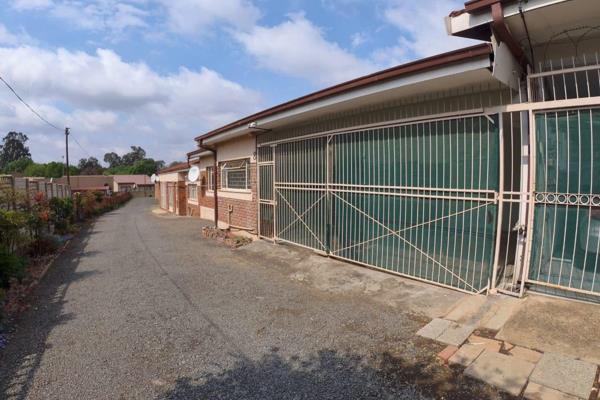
512,223 -> 527,235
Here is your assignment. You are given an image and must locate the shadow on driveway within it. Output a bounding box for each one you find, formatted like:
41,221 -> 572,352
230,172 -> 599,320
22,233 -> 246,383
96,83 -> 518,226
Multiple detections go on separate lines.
0,224 -> 99,400
158,348 -> 515,400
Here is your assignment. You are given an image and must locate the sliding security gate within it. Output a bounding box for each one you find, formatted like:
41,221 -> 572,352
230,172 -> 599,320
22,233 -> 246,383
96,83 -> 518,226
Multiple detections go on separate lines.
528,108 -> 600,296
259,115 -> 500,293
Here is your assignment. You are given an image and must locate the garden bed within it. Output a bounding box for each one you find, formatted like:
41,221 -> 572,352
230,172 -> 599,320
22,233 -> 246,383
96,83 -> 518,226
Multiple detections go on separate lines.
201,226 -> 253,248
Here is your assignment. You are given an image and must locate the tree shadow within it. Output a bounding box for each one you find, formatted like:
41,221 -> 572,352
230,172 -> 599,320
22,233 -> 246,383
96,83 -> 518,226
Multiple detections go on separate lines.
158,348 -> 517,400
0,224 -> 99,400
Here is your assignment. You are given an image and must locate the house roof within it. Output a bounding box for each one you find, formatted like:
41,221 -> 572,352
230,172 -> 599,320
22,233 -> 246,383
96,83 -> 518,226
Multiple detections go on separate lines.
158,162 -> 189,174
113,174 -> 153,185
55,175 -> 113,190
194,43 -> 493,142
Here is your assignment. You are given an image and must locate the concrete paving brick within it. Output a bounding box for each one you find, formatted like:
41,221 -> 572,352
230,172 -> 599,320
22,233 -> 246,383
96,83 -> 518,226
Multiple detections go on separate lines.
523,382 -> 580,400
448,344 -> 485,367
416,318 -> 453,340
437,345 -> 459,363
464,350 -> 535,396
481,297 -> 521,331
530,353 -> 597,399
437,323 -> 476,346
508,346 -> 543,363
467,335 -> 502,352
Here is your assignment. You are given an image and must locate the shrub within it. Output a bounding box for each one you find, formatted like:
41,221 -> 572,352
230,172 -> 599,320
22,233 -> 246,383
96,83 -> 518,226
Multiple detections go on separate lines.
49,197 -> 74,234
0,246 -> 26,288
0,209 -> 30,253
27,235 -> 59,257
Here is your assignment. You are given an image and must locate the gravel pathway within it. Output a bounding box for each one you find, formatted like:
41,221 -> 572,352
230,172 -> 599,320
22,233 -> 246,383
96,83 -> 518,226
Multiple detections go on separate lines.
0,198 -> 511,399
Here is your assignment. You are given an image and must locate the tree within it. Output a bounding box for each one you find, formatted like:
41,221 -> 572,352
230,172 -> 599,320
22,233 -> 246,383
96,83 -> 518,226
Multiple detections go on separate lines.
129,158 -> 164,175
77,157 -> 104,175
3,157 -> 33,174
103,152 -> 122,168
121,146 -> 146,166
0,132 -> 31,169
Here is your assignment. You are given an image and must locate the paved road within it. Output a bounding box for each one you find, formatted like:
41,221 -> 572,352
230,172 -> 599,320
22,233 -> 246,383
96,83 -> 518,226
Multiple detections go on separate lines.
0,198 -> 509,399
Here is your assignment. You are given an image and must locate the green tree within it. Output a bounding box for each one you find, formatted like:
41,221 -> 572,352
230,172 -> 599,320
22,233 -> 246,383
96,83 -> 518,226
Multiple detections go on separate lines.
3,157 -> 33,173
121,146 -> 146,166
77,157 -> 104,175
23,163 -> 47,177
103,152 -> 122,168
0,132 -> 31,169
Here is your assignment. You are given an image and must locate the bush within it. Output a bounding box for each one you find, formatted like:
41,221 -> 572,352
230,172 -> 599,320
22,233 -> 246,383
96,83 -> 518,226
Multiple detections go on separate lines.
0,246 -> 26,288
27,235 -> 59,257
49,197 -> 74,234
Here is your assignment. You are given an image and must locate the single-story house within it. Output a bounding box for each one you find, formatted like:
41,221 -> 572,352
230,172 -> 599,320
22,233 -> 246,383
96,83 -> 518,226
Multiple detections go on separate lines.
112,175 -> 154,196
155,162 -> 189,216
169,0 -> 600,302
56,175 -> 113,194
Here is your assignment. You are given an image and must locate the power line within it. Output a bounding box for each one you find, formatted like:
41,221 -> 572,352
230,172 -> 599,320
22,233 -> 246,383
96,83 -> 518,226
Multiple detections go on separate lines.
71,134 -> 93,158
0,75 -> 62,131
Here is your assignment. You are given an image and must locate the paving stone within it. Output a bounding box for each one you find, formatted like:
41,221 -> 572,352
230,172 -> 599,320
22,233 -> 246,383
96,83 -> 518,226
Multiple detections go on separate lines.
437,345 -> 459,363
503,341 -> 515,351
437,323 -> 476,346
481,297 -> 521,331
416,318 -> 453,340
445,295 -> 488,323
464,350 -> 535,396
467,335 -> 502,352
508,346 -> 543,363
523,382 -> 580,400
448,344 -> 485,367
530,353 -> 597,399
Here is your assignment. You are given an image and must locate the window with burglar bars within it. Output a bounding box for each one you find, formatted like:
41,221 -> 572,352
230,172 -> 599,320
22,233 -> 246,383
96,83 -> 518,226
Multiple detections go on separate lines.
221,159 -> 250,190
187,184 -> 198,200
206,167 -> 215,191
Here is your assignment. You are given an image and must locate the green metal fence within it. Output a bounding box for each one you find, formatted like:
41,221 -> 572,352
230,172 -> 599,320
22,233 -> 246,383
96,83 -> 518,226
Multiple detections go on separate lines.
528,108 -> 600,296
259,115 -> 500,293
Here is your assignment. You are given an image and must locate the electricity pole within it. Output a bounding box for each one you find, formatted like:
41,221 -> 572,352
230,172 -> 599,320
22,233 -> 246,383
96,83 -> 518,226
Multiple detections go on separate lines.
65,127 -> 71,186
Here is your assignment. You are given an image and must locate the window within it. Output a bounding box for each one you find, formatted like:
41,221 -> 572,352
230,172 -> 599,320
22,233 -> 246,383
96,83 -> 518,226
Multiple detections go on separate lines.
187,184 -> 198,200
221,159 -> 250,190
206,166 -> 215,191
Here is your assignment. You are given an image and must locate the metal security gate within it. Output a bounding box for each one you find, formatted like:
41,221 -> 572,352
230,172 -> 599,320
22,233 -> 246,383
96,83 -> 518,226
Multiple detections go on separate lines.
527,108 -> 600,296
258,115 -> 501,293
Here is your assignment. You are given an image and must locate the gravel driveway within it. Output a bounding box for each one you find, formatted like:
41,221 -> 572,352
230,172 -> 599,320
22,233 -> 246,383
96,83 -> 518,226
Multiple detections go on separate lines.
0,198 -> 511,399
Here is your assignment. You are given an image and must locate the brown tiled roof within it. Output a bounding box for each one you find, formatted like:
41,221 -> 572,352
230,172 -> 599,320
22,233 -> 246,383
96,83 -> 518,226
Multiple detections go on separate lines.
113,175 -> 153,185
55,175 -> 113,191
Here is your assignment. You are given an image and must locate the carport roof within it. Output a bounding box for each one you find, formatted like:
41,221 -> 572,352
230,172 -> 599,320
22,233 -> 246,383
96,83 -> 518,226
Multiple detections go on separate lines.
194,43 -> 493,143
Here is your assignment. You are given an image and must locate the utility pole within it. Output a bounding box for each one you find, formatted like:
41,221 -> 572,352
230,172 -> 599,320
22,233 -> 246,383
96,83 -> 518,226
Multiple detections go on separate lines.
65,127 -> 71,186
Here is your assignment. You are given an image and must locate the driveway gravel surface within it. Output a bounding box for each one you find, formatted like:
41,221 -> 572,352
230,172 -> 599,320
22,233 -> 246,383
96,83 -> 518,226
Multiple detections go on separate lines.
0,198 -> 513,399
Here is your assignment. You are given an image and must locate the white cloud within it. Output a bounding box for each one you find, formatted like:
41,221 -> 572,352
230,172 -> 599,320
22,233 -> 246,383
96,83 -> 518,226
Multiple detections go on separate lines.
0,45 -> 262,163
351,32 -> 367,48
382,0 -> 479,63
234,13 -> 378,86
159,0 -> 261,35
11,0 -> 53,10
0,24 -> 35,46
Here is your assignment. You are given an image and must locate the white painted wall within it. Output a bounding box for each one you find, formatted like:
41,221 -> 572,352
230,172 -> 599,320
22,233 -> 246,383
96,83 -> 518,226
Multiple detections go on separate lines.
217,135 -> 256,163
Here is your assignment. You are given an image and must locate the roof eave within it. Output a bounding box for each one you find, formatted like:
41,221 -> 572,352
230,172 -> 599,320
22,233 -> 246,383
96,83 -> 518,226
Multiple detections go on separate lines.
194,43 -> 492,143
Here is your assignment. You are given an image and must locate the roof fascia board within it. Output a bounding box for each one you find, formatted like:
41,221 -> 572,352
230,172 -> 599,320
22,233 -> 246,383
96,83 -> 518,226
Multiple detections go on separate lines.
447,0 -> 567,37
202,55 -> 492,146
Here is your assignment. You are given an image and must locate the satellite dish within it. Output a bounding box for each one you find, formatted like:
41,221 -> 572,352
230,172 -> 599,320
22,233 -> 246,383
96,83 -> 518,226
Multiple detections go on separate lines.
150,174 -> 159,183
188,166 -> 200,182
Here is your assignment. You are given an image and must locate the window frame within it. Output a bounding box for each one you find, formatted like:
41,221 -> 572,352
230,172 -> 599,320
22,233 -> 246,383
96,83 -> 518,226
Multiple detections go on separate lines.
187,183 -> 198,201
206,166 -> 215,191
220,158 -> 250,191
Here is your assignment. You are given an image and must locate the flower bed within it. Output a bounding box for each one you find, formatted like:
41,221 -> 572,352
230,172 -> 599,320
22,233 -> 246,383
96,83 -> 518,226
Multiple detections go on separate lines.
201,226 -> 253,248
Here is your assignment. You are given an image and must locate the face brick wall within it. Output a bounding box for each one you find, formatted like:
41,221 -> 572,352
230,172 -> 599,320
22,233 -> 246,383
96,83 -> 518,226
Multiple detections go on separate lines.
210,163 -> 257,232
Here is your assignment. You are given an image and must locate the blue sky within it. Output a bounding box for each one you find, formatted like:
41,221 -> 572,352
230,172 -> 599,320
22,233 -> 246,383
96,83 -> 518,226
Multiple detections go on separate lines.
0,0 -> 476,164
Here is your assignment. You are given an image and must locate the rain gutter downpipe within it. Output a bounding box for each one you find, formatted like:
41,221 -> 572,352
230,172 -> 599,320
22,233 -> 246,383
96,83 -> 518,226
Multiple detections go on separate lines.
198,140 -> 219,229
491,1 -> 529,70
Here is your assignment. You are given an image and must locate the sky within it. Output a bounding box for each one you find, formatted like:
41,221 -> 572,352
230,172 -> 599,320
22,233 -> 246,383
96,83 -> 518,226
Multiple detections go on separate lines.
0,0 -> 478,165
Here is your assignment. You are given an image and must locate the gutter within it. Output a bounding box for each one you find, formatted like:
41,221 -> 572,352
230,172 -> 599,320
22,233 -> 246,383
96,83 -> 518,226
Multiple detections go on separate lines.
198,140 -> 219,229
491,1 -> 528,68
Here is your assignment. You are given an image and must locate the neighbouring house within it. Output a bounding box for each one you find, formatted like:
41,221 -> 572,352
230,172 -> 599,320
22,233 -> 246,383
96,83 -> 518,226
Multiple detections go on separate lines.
155,162 -> 189,216
56,175 -> 113,194
112,175 -> 154,197
169,0 -> 600,302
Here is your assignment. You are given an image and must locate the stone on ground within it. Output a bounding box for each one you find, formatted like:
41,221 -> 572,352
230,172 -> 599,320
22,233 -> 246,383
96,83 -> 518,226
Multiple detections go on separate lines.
529,353 -> 597,399
416,318 -> 452,340
448,344 -> 485,367
464,350 -> 535,396
436,323 -> 476,346
523,382 -> 580,400
508,346 -> 543,363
